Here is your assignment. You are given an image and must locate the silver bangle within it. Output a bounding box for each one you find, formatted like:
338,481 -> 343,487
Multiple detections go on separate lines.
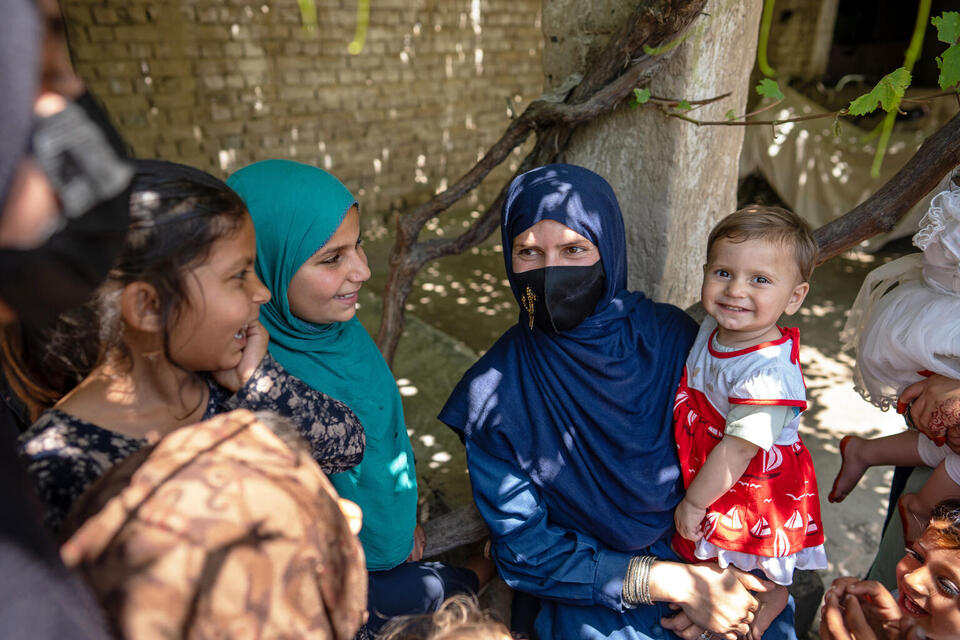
623,556 -> 638,604
624,555 -> 656,605
637,554 -> 655,605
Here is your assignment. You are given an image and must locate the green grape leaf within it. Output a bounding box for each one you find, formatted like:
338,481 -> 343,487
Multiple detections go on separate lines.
629,88 -> 651,109
937,44 -> 960,90
755,78 -> 784,101
675,99 -> 692,112
932,11 -> 960,44
847,68 -> 912,115
725,109 -> 737,121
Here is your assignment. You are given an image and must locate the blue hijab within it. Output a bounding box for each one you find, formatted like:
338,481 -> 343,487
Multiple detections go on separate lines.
439,164 -> 697,551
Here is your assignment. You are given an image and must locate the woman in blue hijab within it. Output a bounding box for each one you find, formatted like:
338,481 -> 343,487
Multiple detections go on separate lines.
227,159 -> 490,635
440,164 -> 798,640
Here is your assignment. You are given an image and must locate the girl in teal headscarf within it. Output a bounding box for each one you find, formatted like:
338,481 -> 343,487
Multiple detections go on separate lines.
228,159 -> 487,634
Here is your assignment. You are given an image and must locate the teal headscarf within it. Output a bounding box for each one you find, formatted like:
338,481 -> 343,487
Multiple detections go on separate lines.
228,159 -> 417,571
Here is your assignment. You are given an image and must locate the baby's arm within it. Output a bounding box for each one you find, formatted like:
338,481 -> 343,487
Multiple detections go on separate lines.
675,434 -> 759,541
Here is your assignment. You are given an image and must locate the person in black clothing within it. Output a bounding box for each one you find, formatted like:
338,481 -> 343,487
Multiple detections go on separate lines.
0,0 -> 133,636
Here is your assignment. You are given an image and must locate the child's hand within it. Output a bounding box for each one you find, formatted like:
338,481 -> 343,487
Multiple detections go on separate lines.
212,319 -> 270,392
675,499 -> 706,542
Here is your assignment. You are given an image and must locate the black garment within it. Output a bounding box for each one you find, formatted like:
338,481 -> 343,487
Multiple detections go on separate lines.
0,404 -> 111,638
0,0 -> 112,627
0,371 -> 29,441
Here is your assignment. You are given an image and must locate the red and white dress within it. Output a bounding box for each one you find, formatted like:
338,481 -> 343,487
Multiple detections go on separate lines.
672,317 -> 827,585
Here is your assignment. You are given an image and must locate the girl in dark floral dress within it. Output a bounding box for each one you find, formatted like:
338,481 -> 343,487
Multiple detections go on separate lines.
18,160 -> 365,536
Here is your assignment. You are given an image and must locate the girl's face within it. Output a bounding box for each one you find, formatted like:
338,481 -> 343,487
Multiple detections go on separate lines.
169,213 -> 271,372
287,206 -> 370,325
896,527 -> 960,638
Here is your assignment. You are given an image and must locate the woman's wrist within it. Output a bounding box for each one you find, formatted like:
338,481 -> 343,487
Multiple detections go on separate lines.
646,560 -> 692,605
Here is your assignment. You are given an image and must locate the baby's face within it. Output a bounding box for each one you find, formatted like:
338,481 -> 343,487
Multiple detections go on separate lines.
701,236 -> 808,343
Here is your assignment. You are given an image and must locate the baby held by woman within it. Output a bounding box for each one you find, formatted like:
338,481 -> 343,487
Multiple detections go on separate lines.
673,206 -> 828,636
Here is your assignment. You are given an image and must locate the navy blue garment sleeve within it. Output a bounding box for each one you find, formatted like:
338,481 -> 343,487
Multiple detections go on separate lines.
466,442 -> 632,610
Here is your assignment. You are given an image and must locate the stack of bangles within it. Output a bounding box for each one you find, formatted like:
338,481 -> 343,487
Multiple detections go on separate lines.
623,555 -> 656,605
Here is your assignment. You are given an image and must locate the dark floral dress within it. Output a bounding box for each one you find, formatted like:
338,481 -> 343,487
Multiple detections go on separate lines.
18,354 -> 364,536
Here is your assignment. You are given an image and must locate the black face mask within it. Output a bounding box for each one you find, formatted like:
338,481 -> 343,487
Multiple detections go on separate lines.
0,92 -> 132,329
513,261 -> 605,333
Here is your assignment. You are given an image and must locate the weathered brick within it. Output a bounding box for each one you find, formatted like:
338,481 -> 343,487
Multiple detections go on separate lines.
202,75 -> 226,90
87,26 -> 115,42
279,86 -> 316,101
91,7 -> 119,24
115,25 -> 162,42
209,104 -> 232,121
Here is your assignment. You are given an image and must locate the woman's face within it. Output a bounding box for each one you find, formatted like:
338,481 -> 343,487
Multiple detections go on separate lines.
287,206 -> 370,325
511,219 -> 599,273
896,528 -> 960,638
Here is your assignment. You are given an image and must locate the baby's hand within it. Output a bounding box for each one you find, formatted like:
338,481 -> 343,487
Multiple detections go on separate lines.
675,499 -> 706,542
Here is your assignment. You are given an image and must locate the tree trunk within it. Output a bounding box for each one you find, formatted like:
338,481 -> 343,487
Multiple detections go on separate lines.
545,0 -> 764,308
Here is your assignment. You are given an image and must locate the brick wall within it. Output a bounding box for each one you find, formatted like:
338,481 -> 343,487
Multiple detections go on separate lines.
62,0 -> 543,221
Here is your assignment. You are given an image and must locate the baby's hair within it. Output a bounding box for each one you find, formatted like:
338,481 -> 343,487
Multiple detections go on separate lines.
707,205 -> 818,282
378,594 -> 510,640
927,498 -> 960,549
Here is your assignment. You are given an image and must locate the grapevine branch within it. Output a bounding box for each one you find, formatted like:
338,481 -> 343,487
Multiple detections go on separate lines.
657,90 -> 959,127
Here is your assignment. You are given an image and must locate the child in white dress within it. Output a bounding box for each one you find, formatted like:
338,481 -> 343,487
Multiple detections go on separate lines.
673,206 -> 829,638
829,171 -> 960,544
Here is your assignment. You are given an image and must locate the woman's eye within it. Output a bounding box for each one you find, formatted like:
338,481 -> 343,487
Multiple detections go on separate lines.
233,269 -> 249,280
905,547 -> 923,562
565,246 -> 587,255
938,578 -> 960,597
321,253 -> 341,265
